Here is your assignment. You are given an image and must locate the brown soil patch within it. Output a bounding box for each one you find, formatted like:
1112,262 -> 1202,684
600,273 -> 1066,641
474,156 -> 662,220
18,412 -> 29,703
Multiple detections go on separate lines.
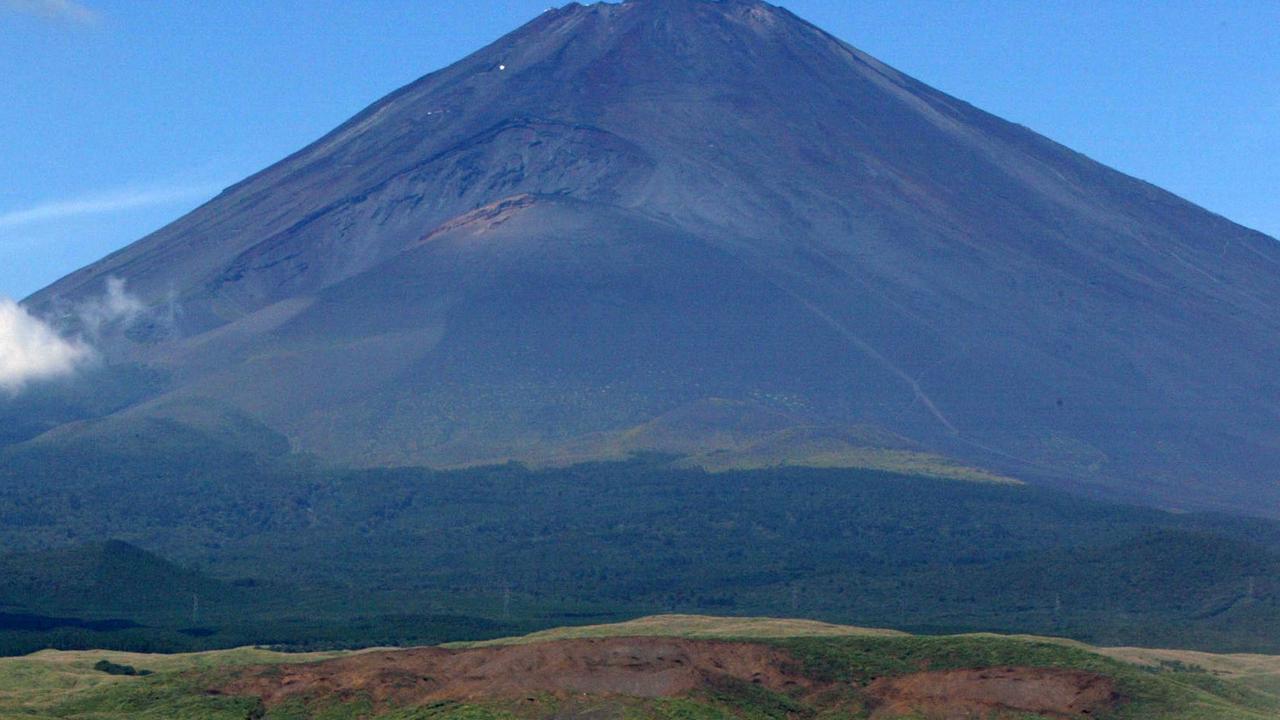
218,637 -> 807,708
866,666 -> 1118,719
218,639 -> 1121,718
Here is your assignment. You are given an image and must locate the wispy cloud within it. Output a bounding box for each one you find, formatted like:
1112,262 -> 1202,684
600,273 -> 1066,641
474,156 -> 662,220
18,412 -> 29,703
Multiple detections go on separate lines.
0,184 -> 223,232
76,276 -> 143,338
1,0 -> 99,25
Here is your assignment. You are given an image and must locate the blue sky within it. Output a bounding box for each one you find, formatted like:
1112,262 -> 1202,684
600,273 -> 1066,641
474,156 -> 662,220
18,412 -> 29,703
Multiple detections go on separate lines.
2,0 -> 1277,299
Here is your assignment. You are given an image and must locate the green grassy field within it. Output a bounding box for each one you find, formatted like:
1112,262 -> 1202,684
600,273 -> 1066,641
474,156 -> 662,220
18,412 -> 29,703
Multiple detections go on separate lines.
0,646 -> 352,719
1,615 -> 1276,720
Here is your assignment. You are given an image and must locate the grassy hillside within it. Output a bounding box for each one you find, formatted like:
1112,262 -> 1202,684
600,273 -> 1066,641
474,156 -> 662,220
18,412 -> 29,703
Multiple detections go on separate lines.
0,616 -> 1277,720
446,614 -> 910,646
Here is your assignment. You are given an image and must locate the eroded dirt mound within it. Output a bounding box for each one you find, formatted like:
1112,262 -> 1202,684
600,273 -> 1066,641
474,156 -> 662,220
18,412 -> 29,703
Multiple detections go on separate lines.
219,637 -> 807,708
219,639 -> 1121,718
866,666 -> 1118,719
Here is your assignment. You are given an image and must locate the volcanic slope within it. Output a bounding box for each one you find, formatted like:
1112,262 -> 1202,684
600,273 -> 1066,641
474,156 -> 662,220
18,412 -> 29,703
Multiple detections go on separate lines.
20,0 -> 1280,515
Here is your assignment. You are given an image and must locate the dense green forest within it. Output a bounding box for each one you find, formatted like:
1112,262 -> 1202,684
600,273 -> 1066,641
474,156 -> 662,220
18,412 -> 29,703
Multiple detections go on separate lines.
1,422 -> 1278,657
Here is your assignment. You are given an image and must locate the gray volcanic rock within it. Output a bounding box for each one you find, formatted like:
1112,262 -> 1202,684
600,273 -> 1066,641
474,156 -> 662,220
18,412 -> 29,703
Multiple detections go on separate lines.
21,0 -> 1280,515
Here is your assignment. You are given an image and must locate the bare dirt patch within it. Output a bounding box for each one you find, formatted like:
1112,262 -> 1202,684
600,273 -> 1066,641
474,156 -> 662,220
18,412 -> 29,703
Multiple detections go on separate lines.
866,666 -> 1118,719
219,637 -> 808,708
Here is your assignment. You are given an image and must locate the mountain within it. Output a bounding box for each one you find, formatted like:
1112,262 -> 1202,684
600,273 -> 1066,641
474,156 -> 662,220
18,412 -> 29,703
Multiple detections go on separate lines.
16,0 -> 1280,515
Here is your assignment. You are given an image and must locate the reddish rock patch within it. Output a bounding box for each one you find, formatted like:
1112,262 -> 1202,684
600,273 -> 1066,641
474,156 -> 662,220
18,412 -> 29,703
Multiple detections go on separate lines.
866,666 -> 1119,719
418,193 -> 538,243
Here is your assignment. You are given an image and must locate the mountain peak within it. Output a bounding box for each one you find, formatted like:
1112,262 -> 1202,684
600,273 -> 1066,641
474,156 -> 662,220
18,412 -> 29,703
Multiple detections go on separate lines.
621,0 -> 772,9
618,0 -> 763,6
555,0 -> 789,33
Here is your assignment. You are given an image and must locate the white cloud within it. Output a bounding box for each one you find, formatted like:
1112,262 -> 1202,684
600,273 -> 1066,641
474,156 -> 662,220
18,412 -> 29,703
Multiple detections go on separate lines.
0,277 -> 146,393
0,184 -> 222,231
0,297 -> 91,392
1,0 -> 98,25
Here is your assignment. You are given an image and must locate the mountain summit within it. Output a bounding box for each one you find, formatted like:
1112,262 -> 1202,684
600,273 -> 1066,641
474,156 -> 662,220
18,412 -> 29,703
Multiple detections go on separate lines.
20,0 -> 1280,515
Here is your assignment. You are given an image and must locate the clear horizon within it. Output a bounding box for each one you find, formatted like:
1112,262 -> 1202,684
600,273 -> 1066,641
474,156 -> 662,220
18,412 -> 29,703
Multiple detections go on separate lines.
2,0 -> 1278,298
